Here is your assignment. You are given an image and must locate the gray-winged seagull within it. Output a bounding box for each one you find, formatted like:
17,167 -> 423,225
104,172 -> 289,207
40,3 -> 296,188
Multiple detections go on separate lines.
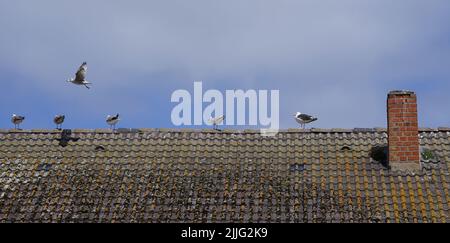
54,115 -> 65,130
106,114 -> 120,130
208,115 -> 225,131
67,62 -> 91,89
11,114 -> 25,130
294,112 -> 318,129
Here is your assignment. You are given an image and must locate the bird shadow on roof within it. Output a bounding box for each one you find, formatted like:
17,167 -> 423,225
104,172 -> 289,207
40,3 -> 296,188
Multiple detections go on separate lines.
55,129 -> 80,147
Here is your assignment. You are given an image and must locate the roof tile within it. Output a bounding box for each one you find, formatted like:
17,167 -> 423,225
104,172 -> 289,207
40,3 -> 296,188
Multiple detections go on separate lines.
0,129 -> 448,223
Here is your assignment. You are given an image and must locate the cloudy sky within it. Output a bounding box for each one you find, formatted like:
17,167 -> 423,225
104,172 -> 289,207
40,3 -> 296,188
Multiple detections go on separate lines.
1,0 -> 449,130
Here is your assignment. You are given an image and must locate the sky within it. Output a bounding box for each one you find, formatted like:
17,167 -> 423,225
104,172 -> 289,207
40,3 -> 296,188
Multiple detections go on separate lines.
0,0 -> 449,130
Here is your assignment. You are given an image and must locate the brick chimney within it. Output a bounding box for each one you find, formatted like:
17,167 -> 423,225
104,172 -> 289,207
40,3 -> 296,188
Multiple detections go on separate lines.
387,90 -> 420,171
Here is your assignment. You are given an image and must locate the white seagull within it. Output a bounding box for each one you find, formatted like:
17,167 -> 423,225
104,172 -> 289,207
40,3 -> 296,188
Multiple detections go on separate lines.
11,114 -> 25,130
106,114 -> 120,130
294,112 -> 318,129
208,115 -> 225,130
54,115 -> 65,130
67,62 -> 91,89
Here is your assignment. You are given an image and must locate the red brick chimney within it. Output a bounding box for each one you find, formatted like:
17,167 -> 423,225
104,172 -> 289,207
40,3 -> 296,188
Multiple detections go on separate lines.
387,90 -> 420,171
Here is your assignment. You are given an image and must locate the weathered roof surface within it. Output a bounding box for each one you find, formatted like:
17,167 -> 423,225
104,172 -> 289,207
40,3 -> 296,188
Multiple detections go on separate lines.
0,128 -> 449,223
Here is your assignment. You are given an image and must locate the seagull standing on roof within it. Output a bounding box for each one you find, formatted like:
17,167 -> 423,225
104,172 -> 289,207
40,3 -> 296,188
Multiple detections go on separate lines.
11,114 -> 25,130
294,112 -> 318,129
67,62 -> 91,89
54,115 -> 65,130
208,115 -> 225,131
106,114 -> 120,130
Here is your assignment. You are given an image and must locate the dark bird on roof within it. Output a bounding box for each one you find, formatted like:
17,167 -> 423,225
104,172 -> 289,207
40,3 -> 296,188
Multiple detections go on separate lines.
294,112 -> 318,129
53,115 -> 65,130
11,114 -> 25,130
106,114 -> 120,130
67,62 -> 91,89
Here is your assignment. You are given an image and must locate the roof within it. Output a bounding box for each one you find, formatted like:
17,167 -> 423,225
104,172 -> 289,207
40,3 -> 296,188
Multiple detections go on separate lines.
0,128 -> 449,223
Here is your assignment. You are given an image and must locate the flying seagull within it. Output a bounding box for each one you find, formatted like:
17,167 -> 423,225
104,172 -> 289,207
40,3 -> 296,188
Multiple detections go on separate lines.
11,114 -> 25,130
106,114 -> 120,130
294,112 -> 318,129
67,62 -> 91,89
54,115 -> 65,130
208,115 -> 225,131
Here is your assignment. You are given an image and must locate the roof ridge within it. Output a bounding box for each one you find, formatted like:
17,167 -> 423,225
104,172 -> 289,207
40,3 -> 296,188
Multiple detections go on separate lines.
0,127 -> 448,134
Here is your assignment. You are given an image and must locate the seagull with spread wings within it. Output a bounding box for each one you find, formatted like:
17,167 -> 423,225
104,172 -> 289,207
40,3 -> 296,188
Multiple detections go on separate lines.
67,62 -> 91,89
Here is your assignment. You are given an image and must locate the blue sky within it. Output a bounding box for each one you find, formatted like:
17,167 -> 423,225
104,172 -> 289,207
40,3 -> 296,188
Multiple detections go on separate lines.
1,0 -> 449,130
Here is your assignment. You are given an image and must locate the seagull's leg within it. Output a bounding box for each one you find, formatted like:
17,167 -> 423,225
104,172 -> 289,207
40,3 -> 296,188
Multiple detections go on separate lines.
84,84 -> 90,89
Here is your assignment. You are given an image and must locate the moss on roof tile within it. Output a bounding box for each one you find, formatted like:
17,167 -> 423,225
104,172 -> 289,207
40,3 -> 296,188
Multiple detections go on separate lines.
0,128 -> 448,223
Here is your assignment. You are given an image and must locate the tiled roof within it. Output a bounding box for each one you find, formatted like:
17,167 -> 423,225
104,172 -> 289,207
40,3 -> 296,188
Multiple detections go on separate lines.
0,128 -> 449,223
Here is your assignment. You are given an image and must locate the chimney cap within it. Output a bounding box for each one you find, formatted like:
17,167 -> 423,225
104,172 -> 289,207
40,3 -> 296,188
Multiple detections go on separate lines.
388,90 -> 416,96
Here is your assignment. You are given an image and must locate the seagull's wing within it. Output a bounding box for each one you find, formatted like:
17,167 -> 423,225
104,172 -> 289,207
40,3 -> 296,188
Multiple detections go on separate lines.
74,63 -> 87,81
215,115 -> 225,124
299,114 -> 314,120
208,115 -> 225,125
